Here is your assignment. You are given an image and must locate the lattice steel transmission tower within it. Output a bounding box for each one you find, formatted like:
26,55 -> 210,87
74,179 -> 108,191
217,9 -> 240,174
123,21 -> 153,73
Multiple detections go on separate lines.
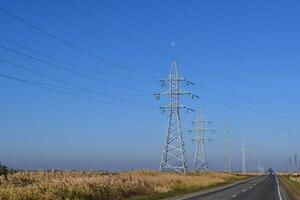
258,161 -> 264,174
155,59 -> 198,174
224,121 -> 231,173
241,141 -> 246,173
289,157 -> 292,172
295,155 -> 298,172
189,111 -> 215,172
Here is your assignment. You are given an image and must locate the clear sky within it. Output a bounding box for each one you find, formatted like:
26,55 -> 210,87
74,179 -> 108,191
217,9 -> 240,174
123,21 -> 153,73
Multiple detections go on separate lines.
0,0 -> 300,171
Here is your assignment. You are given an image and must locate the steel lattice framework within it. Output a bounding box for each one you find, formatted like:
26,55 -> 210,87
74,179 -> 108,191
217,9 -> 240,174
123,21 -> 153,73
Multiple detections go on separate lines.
224,121 -> 231,173
189,112 -> 215,172
155,59 -> 198,174
241,141 -> 246,173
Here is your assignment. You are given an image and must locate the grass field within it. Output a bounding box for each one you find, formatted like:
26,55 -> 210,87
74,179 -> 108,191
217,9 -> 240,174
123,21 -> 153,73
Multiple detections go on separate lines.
280,174 -> 300,200
0,170 -> 252,200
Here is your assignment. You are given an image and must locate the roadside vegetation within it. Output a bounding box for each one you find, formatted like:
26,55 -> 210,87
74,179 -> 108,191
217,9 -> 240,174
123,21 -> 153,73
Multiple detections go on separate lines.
0,170 -> 252,200
280,174 -> 300,200
0,164 -> 9,180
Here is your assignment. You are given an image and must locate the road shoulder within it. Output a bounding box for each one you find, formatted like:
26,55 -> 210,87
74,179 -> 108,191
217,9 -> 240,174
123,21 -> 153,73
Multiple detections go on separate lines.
278,175 -> 299,200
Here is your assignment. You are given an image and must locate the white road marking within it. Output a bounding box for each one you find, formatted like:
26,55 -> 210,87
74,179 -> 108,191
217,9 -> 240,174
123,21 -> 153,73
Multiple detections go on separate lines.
275,176 -> 283,200
242,189 -> 246,192
232,194 -> 237,198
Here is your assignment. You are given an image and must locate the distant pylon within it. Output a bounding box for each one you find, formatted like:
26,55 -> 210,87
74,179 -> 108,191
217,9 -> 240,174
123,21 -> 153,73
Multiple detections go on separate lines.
295,155 -> 298,172
241,141 -> 246,173
189,111 -> 215,172
258,161 -> 264,174
155,59 -> 198,174
224,121 -> 231,173
289,157 -> 292,172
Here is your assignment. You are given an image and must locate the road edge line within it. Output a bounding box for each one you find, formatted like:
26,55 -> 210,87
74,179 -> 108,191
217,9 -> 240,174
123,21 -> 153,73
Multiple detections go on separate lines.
276,175 -> 283,200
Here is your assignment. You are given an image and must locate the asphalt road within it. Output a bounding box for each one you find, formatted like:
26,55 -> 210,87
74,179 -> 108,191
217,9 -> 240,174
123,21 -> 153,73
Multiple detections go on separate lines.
182,175 -> 284,200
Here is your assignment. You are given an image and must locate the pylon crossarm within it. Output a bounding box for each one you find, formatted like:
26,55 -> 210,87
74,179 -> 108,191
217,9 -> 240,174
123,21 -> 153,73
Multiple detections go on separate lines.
154,90 -> 170,96
177,89 -> 192,95
159,77 -> 186,83
159,106 -> 189,110
155,91 -> 195,96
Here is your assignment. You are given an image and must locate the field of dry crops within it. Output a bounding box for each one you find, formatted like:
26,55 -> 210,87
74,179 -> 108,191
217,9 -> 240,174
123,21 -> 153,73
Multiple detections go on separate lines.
0,170 -> 250,200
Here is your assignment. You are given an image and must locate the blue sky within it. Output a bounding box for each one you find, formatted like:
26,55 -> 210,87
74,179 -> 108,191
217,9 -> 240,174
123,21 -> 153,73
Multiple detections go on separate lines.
0,0 -> 300,171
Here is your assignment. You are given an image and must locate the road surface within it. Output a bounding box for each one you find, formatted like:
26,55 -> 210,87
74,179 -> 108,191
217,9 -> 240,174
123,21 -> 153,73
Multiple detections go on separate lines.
176,175 -> 287,200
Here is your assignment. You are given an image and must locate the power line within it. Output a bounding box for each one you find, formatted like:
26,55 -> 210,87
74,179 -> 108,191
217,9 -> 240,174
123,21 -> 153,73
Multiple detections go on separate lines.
0,73 -> 142,107
0,7 -> 158,79
63,0 -> 145,48
195,84 -> 300,113
199,96 -> 300,122
4,6 -> 296,116
0,36 -> 151,82
0,57 -> 151,106
9,1 -> 294,114
3,39 -> 298,118
64,0 -> 178,61
0,44 -> 152,94
207,111 -> 300,135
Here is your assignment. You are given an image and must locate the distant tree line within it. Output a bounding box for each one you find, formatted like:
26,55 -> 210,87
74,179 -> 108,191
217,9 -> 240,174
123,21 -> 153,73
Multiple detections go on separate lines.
0,163 -> 16,180
0,163 -> 9,180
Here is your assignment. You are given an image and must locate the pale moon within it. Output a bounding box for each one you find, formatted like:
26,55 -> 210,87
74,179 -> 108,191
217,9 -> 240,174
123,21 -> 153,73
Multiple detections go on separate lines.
171,41 -> 176,47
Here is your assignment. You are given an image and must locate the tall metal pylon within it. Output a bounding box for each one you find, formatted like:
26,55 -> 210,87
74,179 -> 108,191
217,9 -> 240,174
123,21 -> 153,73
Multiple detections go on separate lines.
155,59 -> 198,174
258,161 -> 264,174
241,141 -> 246,173
295,155 -> 298,172
189,111 -> 215,172
289,157 -> 292,172
224,121 -> 231,173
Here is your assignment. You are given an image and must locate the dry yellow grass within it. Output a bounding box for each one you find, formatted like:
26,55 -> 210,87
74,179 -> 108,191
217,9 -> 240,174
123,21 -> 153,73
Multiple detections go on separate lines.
0,170 -> 250,200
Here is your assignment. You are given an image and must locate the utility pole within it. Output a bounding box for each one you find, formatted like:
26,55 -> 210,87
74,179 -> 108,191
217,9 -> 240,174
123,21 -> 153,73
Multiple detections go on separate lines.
155,59 -> 198,174
189,111 -> 215,172
289,157 -> 292,173
224,121 -> 231,173
241,141 -> 246,174
295,155 -> 298,172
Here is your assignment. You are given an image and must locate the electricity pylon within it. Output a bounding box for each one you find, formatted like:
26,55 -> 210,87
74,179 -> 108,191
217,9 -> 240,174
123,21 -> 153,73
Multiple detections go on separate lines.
289,157 -> 292,172
189,111 -> 215,172
155,59 -> 198,174
295,155 -> 298,172
224,121 -> 231,173
241,141 -> 246,173
258,161 -> 264,174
